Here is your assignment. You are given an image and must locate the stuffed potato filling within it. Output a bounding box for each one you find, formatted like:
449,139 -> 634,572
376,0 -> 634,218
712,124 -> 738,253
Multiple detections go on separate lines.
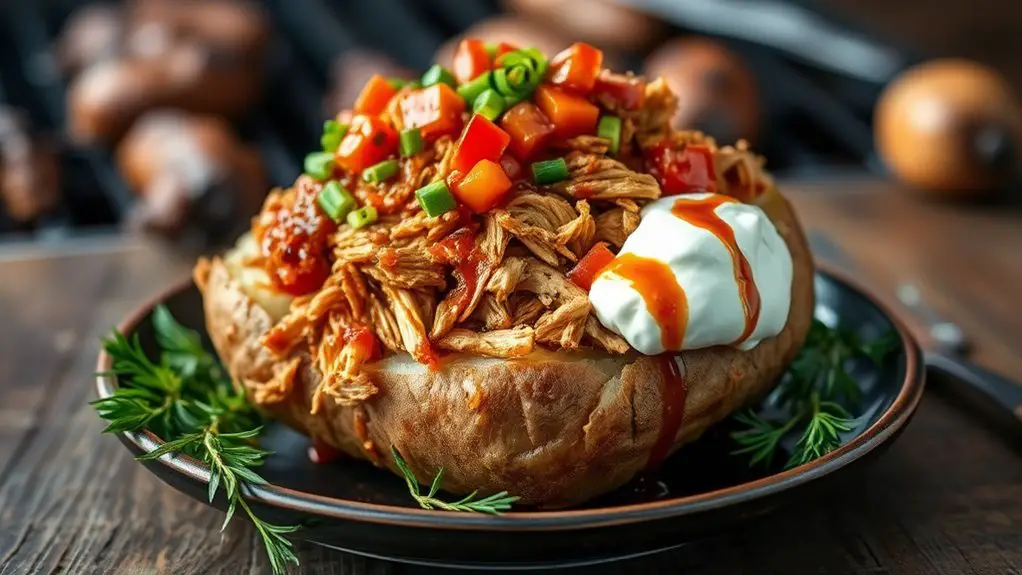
244,40 -> 788,411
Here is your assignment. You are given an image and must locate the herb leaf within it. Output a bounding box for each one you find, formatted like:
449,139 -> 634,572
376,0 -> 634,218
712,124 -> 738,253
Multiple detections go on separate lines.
731,320 -> 898,469
391,447 -> 519,515
94,306 -> 300,574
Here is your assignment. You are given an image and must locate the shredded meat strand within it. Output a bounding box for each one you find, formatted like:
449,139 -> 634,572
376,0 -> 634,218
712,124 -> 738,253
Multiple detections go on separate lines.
553,153 -> 661,203
436,327 -> 535,358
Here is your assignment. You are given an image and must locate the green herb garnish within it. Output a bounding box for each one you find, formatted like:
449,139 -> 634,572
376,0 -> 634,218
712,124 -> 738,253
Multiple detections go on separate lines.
731,320 -> 899,469
391,447 -> 519,514
92,307 -> 299,574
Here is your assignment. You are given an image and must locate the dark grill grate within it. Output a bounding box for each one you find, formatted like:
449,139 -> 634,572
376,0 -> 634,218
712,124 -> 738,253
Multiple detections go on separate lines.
0,0 -> 880,243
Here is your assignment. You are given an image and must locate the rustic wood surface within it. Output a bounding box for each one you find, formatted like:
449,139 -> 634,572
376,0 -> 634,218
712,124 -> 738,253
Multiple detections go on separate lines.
0,179 -> 1020,574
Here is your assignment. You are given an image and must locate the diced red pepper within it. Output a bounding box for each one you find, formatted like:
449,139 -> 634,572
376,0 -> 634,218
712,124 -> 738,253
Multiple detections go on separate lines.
499,153 -> 524,182
451,114 -> 511,175
592,72 -> 646,111
354,74 -> 398,116
335,114 -> 398,173
452,38 -> 492,85
500,101 -> 555,160
399,84 -> 465,140
308,440 -> 343,464
534,84 -> 600,139
452,159 -> 512,213
644,142 -> 718,196
547,43 -> 604,94
567,242 -> 616,291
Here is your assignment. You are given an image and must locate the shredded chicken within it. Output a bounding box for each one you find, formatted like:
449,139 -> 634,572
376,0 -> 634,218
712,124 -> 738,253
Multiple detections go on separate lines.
245,71 -> 782,414
365,240 -> 447,290
553,135 -> 610,155
594,207 -> 641,248
436,327 -> 535,358
249,356 -> 301,404
635,78 -> 678,147
552,153 -> 661,203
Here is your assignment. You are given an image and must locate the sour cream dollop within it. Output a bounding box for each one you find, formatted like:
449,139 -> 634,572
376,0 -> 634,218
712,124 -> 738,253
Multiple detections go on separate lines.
589,193 -> 793,354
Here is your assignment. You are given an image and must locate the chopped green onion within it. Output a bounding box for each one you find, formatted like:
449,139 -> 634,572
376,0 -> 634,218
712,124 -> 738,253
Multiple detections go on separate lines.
531,157 -> 570,185
598,115 -> 622,155
456,71 -> 492,104
362,159 -> 400,183
347,206 -> 378,229
320,120 -> 349,153
484,42 -> 498,59
400,128 -> 423,157
304,151 -> 335,181
415,180 -> 457,217
421,65 -> 456,88
316,181 -> 356,222
473,89 -> 506,121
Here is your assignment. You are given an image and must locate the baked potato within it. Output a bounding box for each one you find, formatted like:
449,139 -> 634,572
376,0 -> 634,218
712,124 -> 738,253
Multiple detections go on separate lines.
193,40 -> 814,508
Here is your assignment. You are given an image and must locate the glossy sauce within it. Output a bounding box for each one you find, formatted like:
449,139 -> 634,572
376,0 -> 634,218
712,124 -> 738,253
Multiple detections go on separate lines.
671,195 -> 761,345
308,440 -> 343,464
256,178 -> 337,296
647,355 -> 688,468
599,253 -> 688,350
428,227 -> 489,329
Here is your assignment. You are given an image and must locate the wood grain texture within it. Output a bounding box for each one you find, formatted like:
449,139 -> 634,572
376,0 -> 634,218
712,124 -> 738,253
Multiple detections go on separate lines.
1,180 -> 1021,575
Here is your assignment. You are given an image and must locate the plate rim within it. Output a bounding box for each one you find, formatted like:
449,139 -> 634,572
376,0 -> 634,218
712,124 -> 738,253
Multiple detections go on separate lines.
95,261 -> 925,532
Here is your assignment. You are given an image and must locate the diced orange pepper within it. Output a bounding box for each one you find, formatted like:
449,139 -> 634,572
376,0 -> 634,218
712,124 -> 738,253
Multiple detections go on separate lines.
567,242 -> 616,291
452,159 -> 512,213
354,74 -> 398,116
400,84 -> 466,140
335,114 -> 398,173
452,38 -> 492,85
451,114 -> 511,175
547,43 -> 604,94
534,84 -> 600,139
500,101 -> 555,160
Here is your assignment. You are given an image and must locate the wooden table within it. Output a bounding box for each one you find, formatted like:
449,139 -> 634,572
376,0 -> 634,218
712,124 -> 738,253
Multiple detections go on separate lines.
1,179 -> 1021,574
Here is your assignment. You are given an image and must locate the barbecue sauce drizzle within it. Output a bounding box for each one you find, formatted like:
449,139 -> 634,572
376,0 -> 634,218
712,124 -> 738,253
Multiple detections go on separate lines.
597,253 -> 690,468
671,195 -> 761,345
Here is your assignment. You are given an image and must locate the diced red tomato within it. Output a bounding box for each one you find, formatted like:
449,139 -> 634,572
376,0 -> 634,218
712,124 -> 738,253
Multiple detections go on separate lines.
452,159 -> 512,213
335,114 -> 398,173
591,72 -> 646,111
399,84 -> 465,140
547,43 -> 604,94
534,85 -> 600,139
499,153 -> 524,181
644,142 -> 718,195
452,38 -> 492,85
451,114 -> 511,175
500,102 -> 555,160
567,242 -> 616,291
353,74 -> 398,116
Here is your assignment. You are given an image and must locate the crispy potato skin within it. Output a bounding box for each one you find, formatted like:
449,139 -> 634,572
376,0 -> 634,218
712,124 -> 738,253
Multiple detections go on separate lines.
194,190 -> 813,507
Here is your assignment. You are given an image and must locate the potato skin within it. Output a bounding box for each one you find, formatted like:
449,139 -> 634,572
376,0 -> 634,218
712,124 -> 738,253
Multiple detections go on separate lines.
194,190 -> 813,507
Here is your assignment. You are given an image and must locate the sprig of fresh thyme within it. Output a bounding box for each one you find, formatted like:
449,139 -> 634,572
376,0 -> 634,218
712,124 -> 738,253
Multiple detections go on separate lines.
92,306 -> 298,573
731,319 -> 899,469
391,447 -> 519,514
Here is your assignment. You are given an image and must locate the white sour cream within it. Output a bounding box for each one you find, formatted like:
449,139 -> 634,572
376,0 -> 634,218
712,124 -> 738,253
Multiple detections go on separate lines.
589,193 -> 793,354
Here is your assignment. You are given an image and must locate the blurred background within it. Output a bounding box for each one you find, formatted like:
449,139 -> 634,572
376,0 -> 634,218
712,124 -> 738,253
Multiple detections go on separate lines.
0,0 -> 1018,249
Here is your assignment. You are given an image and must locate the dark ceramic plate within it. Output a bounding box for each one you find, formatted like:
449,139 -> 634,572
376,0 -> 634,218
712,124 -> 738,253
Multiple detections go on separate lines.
95,264 -> 924,570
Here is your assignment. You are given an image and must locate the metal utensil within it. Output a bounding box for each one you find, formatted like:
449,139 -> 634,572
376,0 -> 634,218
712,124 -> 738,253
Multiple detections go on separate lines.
807,230 -> 1022,424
